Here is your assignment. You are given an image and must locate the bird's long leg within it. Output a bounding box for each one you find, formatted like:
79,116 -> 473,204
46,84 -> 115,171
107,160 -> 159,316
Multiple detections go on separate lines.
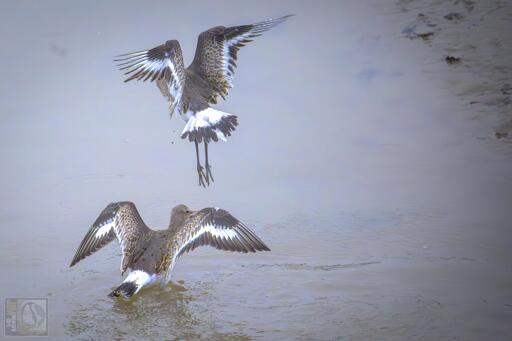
195,140 -> 206,187
204,141 -> 214,184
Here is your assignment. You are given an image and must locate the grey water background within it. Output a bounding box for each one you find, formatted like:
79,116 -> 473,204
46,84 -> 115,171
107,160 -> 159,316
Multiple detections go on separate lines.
1,0 -> 511,339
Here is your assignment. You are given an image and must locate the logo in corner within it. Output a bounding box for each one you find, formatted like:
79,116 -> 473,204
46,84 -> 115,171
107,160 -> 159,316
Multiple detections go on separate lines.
5,298 -> 48,336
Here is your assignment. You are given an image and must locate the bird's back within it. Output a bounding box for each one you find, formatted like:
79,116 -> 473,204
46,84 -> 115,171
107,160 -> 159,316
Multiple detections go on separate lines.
128,230 -> 174,275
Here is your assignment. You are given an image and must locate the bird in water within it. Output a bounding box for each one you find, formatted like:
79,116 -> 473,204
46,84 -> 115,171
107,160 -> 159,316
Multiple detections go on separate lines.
114,15 -> 292,187
69,202 -> 270,298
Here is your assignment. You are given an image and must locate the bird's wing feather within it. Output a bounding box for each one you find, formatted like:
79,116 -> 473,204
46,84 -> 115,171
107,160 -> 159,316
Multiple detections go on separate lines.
70,202 -> 150,273
188,15 -> 292,103
164,207 -> 270,282
114,42 -> 186,112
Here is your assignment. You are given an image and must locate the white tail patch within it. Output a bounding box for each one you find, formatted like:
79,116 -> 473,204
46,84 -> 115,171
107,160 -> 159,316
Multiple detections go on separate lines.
123,270 -> 156,294
215,130 -> 227,141
181,108 -> 235,142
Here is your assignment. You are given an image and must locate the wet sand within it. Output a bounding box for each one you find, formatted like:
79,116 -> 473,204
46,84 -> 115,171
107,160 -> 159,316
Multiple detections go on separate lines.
397,0 -> 512,141
0,1 -> 511,340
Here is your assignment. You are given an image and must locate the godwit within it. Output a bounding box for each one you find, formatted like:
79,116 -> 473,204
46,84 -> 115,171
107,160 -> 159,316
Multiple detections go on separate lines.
114,15 -> 292,187
69,202 -> 270,298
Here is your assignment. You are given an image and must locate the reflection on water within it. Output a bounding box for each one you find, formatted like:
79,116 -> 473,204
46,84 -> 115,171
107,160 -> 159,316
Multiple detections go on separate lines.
68,282 -> 250,340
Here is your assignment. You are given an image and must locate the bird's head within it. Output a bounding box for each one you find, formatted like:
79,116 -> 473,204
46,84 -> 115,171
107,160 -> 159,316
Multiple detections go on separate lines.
169,204 -> 192,229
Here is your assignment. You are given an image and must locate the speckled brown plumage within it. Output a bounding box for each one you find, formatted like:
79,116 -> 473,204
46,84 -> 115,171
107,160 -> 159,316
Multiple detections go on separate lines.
69,202 -> 152,274
161,206 -> 271,280
113,16 -> 292,187
70,202 -> 270,286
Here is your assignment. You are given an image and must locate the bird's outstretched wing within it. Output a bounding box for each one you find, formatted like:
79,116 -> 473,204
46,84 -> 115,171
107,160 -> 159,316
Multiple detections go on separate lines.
70,202 -> 150,273
173,207 -> 270,258
188,15 -> 292,103
114,41 -> 186,114
164,207 -> 270,280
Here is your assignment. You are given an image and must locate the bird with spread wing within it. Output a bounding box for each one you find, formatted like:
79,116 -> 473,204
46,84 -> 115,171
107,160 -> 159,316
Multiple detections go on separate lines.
114,15 -> 292,187
69,202 -> 270,298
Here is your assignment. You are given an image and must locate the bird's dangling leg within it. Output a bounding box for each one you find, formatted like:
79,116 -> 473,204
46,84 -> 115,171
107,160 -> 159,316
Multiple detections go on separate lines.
204,141 -> 214,185
195,140 -> 206,187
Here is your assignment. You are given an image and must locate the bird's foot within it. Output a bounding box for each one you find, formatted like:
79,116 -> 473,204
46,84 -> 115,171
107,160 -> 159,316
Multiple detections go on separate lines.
205,163 -> 214,185
197,165 -> 207,187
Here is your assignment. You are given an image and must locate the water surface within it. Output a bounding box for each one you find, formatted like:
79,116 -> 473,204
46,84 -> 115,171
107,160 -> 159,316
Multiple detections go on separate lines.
0,1 -> 511,339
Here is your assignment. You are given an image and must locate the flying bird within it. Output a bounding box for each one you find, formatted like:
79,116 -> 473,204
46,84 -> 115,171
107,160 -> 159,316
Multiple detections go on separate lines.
69,202 -> 270,298
114,15 -> 292,187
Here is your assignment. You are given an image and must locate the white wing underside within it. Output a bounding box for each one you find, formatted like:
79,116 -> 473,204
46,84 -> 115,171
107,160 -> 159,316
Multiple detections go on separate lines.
222,32 -> 255,88
116,46 -> 184,116
164,223 -> 240,283
92,216 -> 131,273
219,16 -> 291,89
156,62 -> 183,117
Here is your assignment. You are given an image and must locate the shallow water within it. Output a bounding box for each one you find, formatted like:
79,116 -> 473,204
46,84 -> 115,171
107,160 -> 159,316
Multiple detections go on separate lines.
1,1 -> 511,340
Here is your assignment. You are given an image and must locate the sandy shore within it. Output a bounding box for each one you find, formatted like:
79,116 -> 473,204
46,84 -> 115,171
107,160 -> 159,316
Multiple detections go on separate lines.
397,0 -> 512,141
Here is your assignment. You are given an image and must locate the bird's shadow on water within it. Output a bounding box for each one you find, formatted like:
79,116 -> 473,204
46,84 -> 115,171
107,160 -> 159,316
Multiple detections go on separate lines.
66,281 -> 250,340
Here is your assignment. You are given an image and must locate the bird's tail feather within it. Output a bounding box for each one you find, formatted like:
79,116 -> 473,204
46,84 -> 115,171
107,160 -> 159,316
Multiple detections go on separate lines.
108,270 -> 155,298
108,282 -> 138,298
181,108 -> 238,143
